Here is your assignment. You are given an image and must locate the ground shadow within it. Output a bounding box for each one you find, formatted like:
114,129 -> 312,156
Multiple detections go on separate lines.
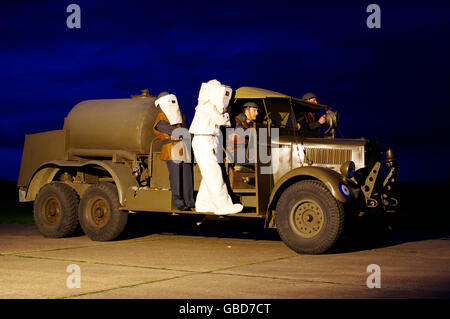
118,210 -> 450,255
3,179 -> 449,254
329,232 -> 450,254
118,212 -> 282,242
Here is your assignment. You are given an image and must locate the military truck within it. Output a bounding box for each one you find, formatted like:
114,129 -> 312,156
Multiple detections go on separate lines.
17,87 -> 399,254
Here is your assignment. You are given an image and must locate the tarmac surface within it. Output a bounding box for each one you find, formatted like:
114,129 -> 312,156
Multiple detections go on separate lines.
0,219 -> 449,299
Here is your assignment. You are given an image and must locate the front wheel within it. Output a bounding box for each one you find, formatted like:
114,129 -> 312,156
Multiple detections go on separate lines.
78,182 -> 128,241
275,180 -> 345,254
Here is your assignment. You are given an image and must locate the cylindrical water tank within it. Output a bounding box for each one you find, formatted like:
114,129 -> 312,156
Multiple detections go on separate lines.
64,97 -> 159,155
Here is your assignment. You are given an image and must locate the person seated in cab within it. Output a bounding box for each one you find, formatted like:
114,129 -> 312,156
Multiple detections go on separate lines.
296,92 -> 331,133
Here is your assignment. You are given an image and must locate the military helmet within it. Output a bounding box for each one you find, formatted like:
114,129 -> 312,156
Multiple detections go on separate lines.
241,101 -> 259,110
302,92 -> 317,101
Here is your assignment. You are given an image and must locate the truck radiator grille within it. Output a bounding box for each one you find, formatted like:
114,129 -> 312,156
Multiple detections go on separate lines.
304,148 -> 352,165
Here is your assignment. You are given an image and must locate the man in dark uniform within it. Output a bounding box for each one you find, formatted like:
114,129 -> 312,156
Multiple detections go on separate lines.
153,91 -> 195,211
297,92 -> 328,133
226,101 -> 259,164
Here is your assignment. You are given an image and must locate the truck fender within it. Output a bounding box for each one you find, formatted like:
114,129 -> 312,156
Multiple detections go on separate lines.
24,160 -> 138,206
268,166 -> 353,210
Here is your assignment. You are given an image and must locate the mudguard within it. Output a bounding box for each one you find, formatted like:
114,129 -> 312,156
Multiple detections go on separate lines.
24,160 -> 138,206
268,166 -> 353,208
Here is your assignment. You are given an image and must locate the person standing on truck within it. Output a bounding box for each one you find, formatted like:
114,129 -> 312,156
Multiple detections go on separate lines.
153,91 -> 195,211
226,101 -> 260,164
189,79 -> 243,215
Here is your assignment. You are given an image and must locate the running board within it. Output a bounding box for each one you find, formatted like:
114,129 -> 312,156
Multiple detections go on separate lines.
121,206 -> 263,218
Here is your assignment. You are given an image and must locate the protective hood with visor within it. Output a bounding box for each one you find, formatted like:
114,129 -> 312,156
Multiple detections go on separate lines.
155,93 -> 183,125
198,79 -> 232,113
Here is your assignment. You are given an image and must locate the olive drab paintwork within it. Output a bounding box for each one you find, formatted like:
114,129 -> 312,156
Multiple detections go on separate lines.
64,97 -> 159,154
17,87 -> 400,254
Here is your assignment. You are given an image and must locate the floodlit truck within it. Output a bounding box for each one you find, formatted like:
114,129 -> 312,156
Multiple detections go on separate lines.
17,87 -> 399,254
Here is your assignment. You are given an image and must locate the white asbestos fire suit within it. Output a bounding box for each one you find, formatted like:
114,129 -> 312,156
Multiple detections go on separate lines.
189,86 -> 243,215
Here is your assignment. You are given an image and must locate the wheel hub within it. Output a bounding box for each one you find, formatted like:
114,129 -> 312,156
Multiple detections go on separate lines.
42,196 -> 61,225
89,197 -> 111,227
291,200 -> 324,238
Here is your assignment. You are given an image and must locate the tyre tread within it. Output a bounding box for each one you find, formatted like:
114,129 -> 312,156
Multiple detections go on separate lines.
33,182 -> 79,238
275,180 -> 344,254
78,182 -> 128,241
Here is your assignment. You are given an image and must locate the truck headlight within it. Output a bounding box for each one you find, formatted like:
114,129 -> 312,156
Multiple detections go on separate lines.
340,161 -> 355,178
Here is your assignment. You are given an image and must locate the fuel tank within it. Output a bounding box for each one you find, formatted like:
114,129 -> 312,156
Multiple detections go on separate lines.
63,94 -> 159,154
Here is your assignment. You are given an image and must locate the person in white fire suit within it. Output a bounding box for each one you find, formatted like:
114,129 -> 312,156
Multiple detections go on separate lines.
189,79 -> 243,215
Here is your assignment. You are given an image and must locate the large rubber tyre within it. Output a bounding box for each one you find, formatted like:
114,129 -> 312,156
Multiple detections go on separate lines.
78,182 -> 128,241
33,182 -> 79,238
275,180 -> 345,254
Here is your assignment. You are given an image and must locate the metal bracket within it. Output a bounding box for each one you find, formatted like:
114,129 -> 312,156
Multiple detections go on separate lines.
383,166 -> 396,188
367,198 -> 378,208
362,162 -> 380,205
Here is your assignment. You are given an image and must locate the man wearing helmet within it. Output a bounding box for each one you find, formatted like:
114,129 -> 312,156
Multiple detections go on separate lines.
297,92 -> 328,132
226,101 -> 259,164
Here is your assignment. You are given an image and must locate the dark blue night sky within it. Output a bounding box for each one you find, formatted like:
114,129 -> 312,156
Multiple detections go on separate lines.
1,0 -> 449,183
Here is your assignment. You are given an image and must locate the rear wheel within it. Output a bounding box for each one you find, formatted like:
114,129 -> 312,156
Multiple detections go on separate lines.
78,182 -> 128,241
34,182 -> 79,238
275,180 -> 345,254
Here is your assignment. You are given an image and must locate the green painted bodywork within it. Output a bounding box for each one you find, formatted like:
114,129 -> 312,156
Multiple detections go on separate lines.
24,160 -> 138,206
18,86 -> 384,227
268,166 -> 350,207
235,87 -> 329,111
